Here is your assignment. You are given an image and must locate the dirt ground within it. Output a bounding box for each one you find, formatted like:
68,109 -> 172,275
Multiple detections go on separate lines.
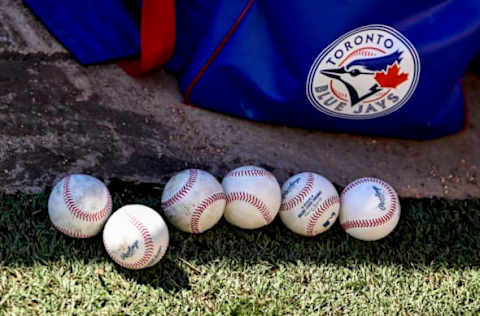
1,0 -> 479,199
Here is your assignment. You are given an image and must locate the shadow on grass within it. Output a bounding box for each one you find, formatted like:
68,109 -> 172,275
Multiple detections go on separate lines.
0,180 -> 479,291
173,199 -> 480,270
0,189 -> 190,293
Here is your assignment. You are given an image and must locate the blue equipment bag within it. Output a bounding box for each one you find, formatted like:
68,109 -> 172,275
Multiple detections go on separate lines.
24,0 -> 480,139
174,0 -> 480,139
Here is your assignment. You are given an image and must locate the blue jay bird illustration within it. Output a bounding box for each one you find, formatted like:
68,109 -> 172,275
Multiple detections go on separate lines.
321,50 -> 404,106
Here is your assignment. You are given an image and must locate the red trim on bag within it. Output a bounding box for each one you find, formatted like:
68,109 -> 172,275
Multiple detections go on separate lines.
118,0 -> 176,76
184,0 -> 255,105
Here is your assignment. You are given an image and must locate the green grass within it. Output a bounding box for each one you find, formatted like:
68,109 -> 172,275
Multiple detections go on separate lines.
0,186 -> 479,315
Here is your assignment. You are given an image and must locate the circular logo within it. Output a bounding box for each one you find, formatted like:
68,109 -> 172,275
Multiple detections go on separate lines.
306,24 -> 420,119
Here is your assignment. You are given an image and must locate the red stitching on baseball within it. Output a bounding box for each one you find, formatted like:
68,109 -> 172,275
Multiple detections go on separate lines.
191,192 -> 226,234
305,196 -> 339,236
225,167 -> 274,179
162,169 -> 199,209
51,221 -> 93,238
147,243 -> 167,267
226,192 -> 273,224
341,178 -> 399,230
63,175 -> 112,222
280,173 -> 314,211
104,214 -> 154,270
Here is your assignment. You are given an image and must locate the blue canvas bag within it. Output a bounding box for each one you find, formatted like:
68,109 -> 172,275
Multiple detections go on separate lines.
171,0 -> 480,139
24,0 -> 480,139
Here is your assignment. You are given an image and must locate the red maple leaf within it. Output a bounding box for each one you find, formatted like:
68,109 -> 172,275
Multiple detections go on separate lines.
374,63 -> 408,88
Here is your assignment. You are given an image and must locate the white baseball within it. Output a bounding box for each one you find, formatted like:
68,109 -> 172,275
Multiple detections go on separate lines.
161,169 -> 226,233
48,174 -> 112,238
103,204 -> 169,270
280,172 -> 340,236
222,166 -> 281,229
340,177 -> 401,241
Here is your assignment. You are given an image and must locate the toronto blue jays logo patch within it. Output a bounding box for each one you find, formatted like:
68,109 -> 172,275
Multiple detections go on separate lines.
306,25 -> 420,119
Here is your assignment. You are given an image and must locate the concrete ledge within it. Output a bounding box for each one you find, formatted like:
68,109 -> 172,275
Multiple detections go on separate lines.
0,0 -> 67,54
0,55 -> 478,199
0,0 -> 479,198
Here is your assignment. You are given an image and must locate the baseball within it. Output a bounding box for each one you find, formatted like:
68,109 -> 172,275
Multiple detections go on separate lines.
280,172 -> 340,236
161,169 -> 226,233
339,177 -> 401,241
222,166 -> 281,229
48,174 -> 112,238
103,204 -> 169,270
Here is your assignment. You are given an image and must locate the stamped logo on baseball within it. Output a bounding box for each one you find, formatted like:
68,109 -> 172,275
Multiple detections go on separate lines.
280,172 -> 340,236
340,177 -> 401,241
298,191 -> 323,218
103,204 -> 169,270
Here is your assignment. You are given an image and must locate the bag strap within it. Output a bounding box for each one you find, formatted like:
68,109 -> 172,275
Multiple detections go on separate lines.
119,0 -> 175,76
